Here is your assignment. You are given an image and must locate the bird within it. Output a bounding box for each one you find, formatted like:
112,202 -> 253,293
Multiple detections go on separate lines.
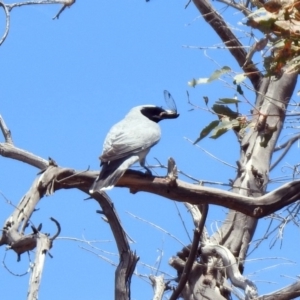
90,104 -> 179,192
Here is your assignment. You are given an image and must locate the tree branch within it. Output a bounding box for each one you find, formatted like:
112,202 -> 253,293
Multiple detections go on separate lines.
149,275 -> 165,300
192,0 -> 262,90
201,244 -> 258,299
271,133 -> 300,170
91,191 -> 139,300
169,204 -> 208,300
0,3 -> 10,46
27,232 -> 52,300
3,143 -> 300,220
257,280 -> 300,300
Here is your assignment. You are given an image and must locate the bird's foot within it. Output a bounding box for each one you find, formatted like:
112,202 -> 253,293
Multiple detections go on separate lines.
143,166 -> 152,175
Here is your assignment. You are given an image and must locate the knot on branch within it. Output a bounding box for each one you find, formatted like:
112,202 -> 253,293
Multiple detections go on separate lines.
166,157 -> 178,187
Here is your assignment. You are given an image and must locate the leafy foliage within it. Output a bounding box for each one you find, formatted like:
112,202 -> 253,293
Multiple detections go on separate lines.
188,66 -> 231,87
194,101 -> 249,143
246,0 -> 300,75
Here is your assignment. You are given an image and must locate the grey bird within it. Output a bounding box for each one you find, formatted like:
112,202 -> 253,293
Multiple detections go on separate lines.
90,104 -> 179,192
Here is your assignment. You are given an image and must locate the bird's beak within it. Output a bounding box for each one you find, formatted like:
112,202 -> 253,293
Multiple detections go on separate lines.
159,110 -> 179,119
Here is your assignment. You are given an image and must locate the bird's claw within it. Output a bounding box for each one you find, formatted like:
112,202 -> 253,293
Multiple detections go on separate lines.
144,167 -> 152,175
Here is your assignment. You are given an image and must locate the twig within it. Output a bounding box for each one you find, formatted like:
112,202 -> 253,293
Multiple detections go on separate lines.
215,0 -> 251,16
185,137 -> 237,169
0,115 -> 13,143
192,0 -> 262,90
174,202 -> 192,242
185,0 -> 191,9
126,211 -> 185,246
169,204 -> 209,300
0,3 -> 10,46
53,0 -> 75,19
271,133 -> 300,170
49,217 -> 61,241
7,0 -> 69,11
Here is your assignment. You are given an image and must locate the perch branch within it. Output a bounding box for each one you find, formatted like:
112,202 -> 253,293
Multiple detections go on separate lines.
3,137 -> 300,219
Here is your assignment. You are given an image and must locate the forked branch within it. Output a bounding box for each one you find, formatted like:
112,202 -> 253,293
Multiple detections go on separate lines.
0,0 -> 76,46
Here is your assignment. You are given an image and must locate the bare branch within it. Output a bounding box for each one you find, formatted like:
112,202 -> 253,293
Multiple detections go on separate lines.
0,115 -> 13,144
271,133 -> 300,170
201,244 -> 258,299
3,139 -> 300,220
118,170 -> 300,218
257,280 -> 300,300
49,217 -> 61,241
169,204 -> 208,300
6,0 -> 71,11
0,115 -> 47,168
27,233 -> 52,300
90,191 -> 139,300
0,3 -> 10,46
0,0 -> 76,48
0,142 -> 48,169
52,0 -> 75,19
216,0 -> 251,16
149,274 -> 165,300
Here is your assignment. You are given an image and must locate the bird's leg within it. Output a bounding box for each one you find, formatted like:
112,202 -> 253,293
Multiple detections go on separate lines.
143,165 -> 152,175
140,158 -> 152,175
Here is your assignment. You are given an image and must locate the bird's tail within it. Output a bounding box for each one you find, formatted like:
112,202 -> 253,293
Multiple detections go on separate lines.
89,156 -> 138,193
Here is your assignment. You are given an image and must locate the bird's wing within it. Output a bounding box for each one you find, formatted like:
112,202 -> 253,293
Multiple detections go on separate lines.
100,117 -> 161,162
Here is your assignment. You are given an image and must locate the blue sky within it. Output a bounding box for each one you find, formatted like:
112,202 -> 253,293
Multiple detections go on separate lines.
0,1 -> 300,299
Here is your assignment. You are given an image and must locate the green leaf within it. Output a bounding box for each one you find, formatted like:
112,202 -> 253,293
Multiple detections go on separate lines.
212,104 -> 239,119
188,66 -> 231,87
246,7 -> 267,18
233,73 -> 247,84
208,66 -> 231,82
216,98 -> 241,104
210,127 -> 229,139
193,120 -> 220,144
210,119 -> 240,139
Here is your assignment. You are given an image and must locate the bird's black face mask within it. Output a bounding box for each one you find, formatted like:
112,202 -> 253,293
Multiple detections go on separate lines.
141,106 -> 179,123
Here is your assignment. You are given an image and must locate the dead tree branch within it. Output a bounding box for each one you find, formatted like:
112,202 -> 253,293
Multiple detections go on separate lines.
0,0 -> 76,47
257,280 -> 300,300
91,191 -> 139,300
169,204 -> 208,300
27,232 -> 52,300
149,275 -> 166,300
271,133 -> 300,170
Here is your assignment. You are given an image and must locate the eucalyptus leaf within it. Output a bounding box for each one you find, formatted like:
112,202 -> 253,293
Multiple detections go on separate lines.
194,120 -> 220,144
216,98 -> 241,104
208,66 -> 231,82
210,119 -> 239,139
212,104 -> 239,119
